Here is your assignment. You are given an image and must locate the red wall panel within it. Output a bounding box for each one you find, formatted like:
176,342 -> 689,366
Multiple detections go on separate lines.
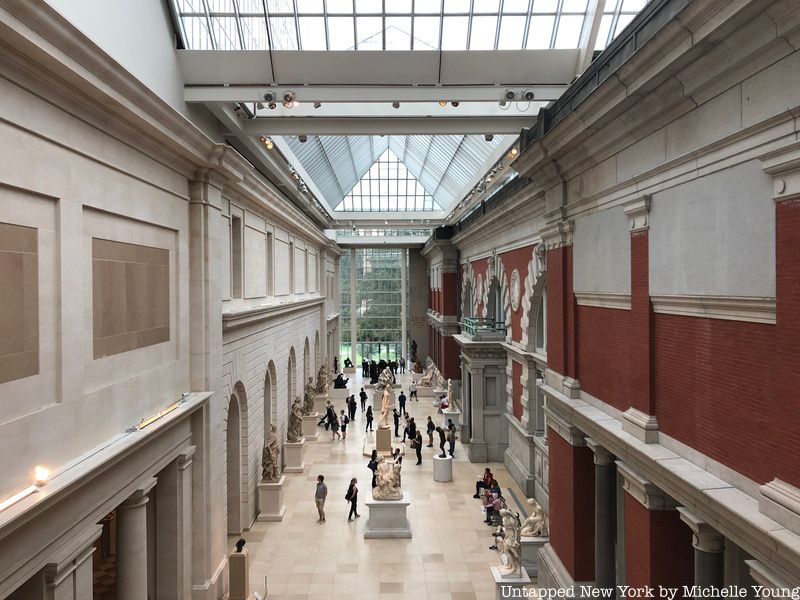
499,246 -> 536,342
511,360 -> 523,420
441,272 -> 458,316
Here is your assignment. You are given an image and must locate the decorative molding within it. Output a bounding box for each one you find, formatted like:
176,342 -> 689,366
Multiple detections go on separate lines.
617,461 -> 678,510
544,405 -> 585,447
759,140 -> 800,203
677,507 -> 724,553
622,195 -> 651,232
510,269 -> 521,312
574,292 -> 631,311
759,479 -> 800,536
622,408 -> 659,444
585,437 -> 615,466
745,560 -> 790,590
222,298 -> 325,331
540,220 -> 574,250
651,295 -> 776,324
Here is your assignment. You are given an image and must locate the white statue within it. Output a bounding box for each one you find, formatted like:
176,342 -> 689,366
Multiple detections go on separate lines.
287,397 -> 304,442
372,458 -> 402,500
261,424 -> 280,481
520,498 -> 549,538
378,388 -> 392,429
445,379 -> 453,409
418,357 -> 446,389
496,509 -> 522,576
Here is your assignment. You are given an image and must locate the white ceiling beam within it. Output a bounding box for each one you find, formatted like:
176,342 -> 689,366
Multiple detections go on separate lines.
237,116 -> 534,135
185,85 -> 568,103
576,0 -> 607,77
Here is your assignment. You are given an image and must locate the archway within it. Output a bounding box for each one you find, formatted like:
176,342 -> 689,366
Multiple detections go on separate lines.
288,347 -> 297,405
226,392 -> 242,534
264,361 -> 278,442
487,278 -> 504,325
303,338 -> 310,386
314,330 -> 320,373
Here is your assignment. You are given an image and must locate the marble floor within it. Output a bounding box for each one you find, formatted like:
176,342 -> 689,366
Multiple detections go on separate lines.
232,371 -> 531,600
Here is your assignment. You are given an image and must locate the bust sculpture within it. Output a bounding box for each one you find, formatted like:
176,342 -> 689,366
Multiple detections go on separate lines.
520,498 -> 549,537
261,423 -> 281,481
287,397 -> 304,442
314,366 -> 328,395
372,458 -> 403,500
302,377 -> 316,414
496,509 -> 522,576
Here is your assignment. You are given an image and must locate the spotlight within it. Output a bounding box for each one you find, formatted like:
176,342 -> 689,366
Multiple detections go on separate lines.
313,101 -> 322,109
259,135 -> 274,150
451,101 -> 459,107
507,147 -> 518,160
283,91 -> 295,104
522,89 -> 535,101
484,134 -> 494,142
269,102 -> 277,110
499,99 -> 508,108
299,134 -> 308,143
264,91 -> 276,102
504,89 -> 517,101
438,100 -> 447,107
293,100 -> 300,108
392,101 -> 400,109
34,466 -> 50,487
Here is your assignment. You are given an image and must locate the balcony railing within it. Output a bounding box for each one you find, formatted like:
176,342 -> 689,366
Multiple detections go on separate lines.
462,317 -> 507,339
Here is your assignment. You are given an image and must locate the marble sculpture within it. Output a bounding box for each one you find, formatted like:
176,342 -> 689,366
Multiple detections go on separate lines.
520,498 -> 549,538
287,397 -> 304,442
261,424 -> 281,481
372,458 -> 403,500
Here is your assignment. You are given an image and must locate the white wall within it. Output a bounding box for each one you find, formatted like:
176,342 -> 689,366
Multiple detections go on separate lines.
573,206 -> 631,294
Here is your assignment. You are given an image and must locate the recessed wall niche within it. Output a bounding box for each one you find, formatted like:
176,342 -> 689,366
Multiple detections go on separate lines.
92,238 -> 169,359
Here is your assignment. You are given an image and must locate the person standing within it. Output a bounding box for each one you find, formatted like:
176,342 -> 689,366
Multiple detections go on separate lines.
435,426 -> 447,458
359,387 -> 368,411
331,413 -> 341,441
393,408 -> 400,438
315,475 -> 327,522
407,417 -> 417,443
318,400 -> 332,427
365,405 -> 374,432
367,450 -> 378,488
409,380 -> 417,401
345,478 -> 360,521
426,416 -> 435,447
413,430 -> 423,465
398,390 -> 407,416
399,357 -> 405,374
340,410 -> 349,440
447,423 -> 457,457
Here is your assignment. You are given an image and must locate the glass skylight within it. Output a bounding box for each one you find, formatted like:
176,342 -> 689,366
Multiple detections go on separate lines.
594,0 -> 651,51
170,0 -> 595,50
336,149 -> 441,212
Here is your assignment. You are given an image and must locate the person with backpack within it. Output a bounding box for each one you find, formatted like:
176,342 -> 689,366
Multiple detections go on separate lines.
331,412 -> 341,441
345,478 -> 360,522
365,405 -> 374,432
367,449 -> 378,488
341,409 -> 350,439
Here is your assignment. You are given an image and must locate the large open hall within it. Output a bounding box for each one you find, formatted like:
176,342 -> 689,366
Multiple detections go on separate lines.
0,1 -> 798,599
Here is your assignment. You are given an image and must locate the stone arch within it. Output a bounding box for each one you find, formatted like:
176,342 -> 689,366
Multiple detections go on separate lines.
484,258 -> 512,342
264,360 -> 278,442
314,330 -> 320,373
303,337 -> 311,385
288,346 -> 297,406
226,381 -> 249,535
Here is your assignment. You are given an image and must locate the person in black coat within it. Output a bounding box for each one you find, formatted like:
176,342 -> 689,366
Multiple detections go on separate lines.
365,405 -> 374,432
345,478 -> 360,521
359,388 -> 368,411
398,390 -> 407,416
435,426 -> 447,458
393,408 -> 400,438
413,430 -> 423,465
367,450 -> 378,488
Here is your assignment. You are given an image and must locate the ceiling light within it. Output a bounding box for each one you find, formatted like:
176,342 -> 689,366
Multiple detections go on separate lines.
507,147 -> 518,160
485,134 -> 494,142
451,101 -> 459,107
34,466 -> 50,486
392,101 -> 400,109
499,99 -> 508,108
438,100 -> 447,107
522,90 -> 535,101
486,174 -> 494,182
283,91 -> 295,104
264,91 -> 276,102
268,102 -> 277,110
299,134 -> 308,143
259,136 -> 274,150
293,100 -> 300,108
504,89 -> 517,101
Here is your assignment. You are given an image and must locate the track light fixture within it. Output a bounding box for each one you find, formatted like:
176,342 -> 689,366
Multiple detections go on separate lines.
438,100 -> 447,107
507,147 -> 518,160
484,134 -> 494,142
264,91 -> 276,102
392,101 -> 400,109
451,101 -> 459,107
504,89 -> 517,101
522,89 -> 535,101
299,134 -> 308,143
313,101 -> 322,109
269,102 -> 277,110
259,135 -> 274,150
256,101 -> 264,110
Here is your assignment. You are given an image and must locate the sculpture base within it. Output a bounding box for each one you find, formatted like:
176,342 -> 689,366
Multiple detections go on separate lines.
302,414 -> 319,441
441,408 -> 462,429
520,536 -> 548,575
283,439 -> 305,473
491,566 -> 532,600
376,427 -> 392,453
229,549 -> 250,600
256,476 -> 286,522
433,455 -> 453,482
364,491 -> 412,539
343,367 -> 356,374
415,386 -> 435,398
329,387 -> 351,401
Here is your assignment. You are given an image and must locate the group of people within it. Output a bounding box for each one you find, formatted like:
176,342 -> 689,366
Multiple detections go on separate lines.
313,474 -> 361,523
317,397 -> 360,440
474,467 -> 503,524
361,357 -> 406,383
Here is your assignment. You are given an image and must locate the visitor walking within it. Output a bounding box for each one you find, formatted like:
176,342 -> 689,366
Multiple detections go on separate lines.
426,416 -> 435,447
348,395 -> 357,420
367,449 -> 378,488
318,400 -> 332,427
398,390 -> 407,416
331,413 -> 341,441
393,408 -> 400,438
436,426 -> 447,458
315,475 -> 327,522
409,380 -> 417,401
340,410 -> 349,440
413,430 -> 423,465
359,387 -> 368,411
345,478 -> 360,521
399,357 -> 405,374
365,406 -> 374,432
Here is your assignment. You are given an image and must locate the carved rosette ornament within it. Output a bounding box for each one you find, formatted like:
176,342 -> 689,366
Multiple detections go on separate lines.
510,269 -> 521,312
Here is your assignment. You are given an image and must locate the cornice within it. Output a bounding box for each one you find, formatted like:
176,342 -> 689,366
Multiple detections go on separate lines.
222,297 -> 325,332
622,195 -> 651,232
651,294 -> 776,325
451,186 -> 545,248
574,292 -> 632,311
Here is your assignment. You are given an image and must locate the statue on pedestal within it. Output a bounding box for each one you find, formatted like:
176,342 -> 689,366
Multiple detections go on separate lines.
314,366 -> 329,395
496,509 -> 522,576
376,367 -> 394,429
287,397 -> 304,442
418,357 -> 445,389
372,458 -> 403,500
261,424 -> 281,481
302,377 -> 316,414
520,499 -> 549,537
446,378 -> 453,408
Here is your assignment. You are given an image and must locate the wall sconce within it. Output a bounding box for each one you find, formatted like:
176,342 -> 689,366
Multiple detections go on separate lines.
34,466 -> 50,487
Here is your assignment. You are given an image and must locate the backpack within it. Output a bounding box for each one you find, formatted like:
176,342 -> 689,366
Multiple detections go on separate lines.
345,485 -> 353,501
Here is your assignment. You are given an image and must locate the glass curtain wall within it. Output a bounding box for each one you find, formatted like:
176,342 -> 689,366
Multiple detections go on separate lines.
340,248 -> 406,363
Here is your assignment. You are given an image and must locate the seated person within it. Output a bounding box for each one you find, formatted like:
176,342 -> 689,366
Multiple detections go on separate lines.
437,394 -> 449,414
483,491 -> 501,524
333,373 -> 349,388
474,468 -> 494,498
488,478 -> 501,496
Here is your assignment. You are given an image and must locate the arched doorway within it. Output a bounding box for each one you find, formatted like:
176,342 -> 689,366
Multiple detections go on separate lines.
264,361 -> 278,442
303,338 -> 310,385
226,393 -> 241,534
288,347 -> 297,404
314,330 -> 320,373
487,278 -> 505,326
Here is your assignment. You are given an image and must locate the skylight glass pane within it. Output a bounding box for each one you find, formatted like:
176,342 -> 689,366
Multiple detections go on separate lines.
532,0 -> 558,12
526,15 -> 554,47
237,0 -> 265,13
356,0 -> 382,11
386,17 -> 412,49
623,0 -> 648,9
469,15 -> 498,49
210,16 -> 242,49
176,0 -> 205,12
444,0 -> 471,13
594,14 -> 613,50
561,0 -> 588,11
386,0 -> 412,13
503,0 -> 530,12
299,16 -> 327,49
473,0 -> 501,13
413,16 -> 440,49
207,0 -> 235,12
554,14 -> 584,47
497,15 -> 526,49
328,16 -> 355,49
415,2 -> 439,14
614,13 -> 636,36
266,0 -> 294,12
356,16 -> 383,48
182,16 -> 214,49
240,16 -> 270,49
296,0 -> 323,11
270,17 -> 298,48
327,0 -> 354,13
441,16 -> 468,49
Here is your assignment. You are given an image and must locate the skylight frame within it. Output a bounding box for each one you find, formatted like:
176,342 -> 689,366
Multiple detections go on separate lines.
170,0 -> 596,51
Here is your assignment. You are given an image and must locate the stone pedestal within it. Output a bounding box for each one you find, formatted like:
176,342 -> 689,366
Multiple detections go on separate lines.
491,566 -> 532,600
416,386 -> 435,398
364,491 -> 412,539
433,455 -> 453,482
284,439 -> 306,473
229,549 -> 249,600
329,386 -> 351,401
314,394 -> 330,415
376,427 -> 392,453
520,536 -> 548,575
257,476 -> 286,522
302,414 -> 319,441
442,408 -> 461,429
344,366 -> 356,374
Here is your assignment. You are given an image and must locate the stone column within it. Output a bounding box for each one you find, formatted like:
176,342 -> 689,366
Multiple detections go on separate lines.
468,368 -> 487,462
587,438 -> 616,592
401,248 -> 408,359
117,481 -> 156,600
678,508 -> 725,588
349,247 -> 356,365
